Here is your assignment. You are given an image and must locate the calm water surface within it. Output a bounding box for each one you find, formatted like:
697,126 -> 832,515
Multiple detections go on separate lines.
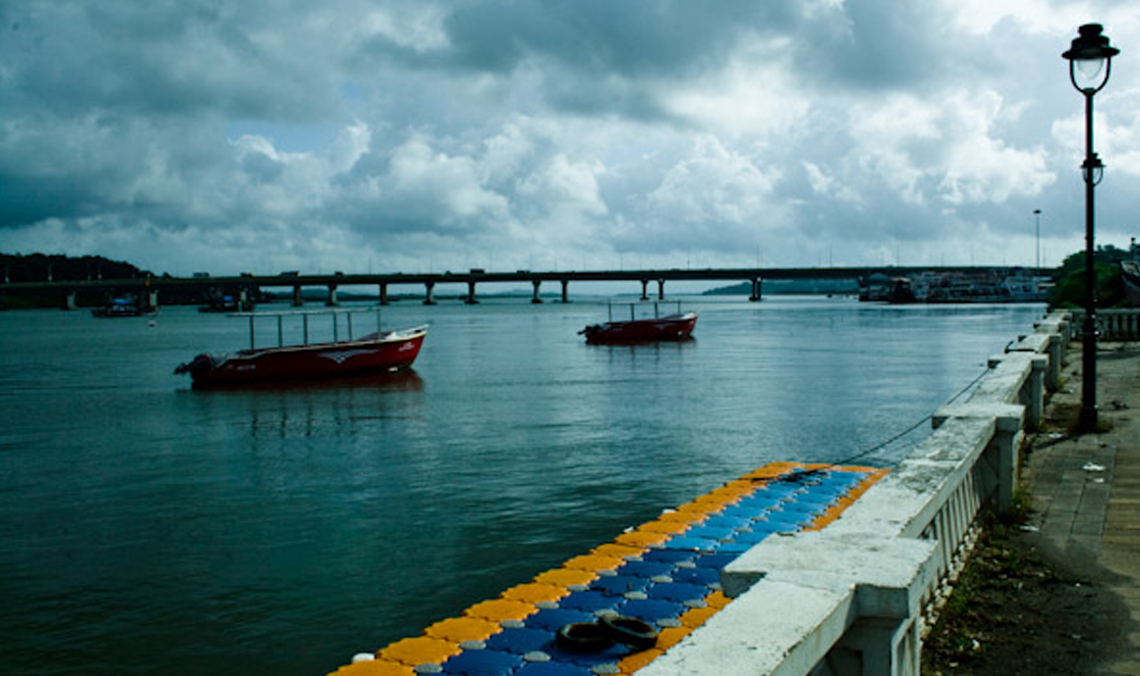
0,296 -> 1044,675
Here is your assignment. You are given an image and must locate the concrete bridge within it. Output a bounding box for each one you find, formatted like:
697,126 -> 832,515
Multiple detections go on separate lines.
0,265 -> 1049,309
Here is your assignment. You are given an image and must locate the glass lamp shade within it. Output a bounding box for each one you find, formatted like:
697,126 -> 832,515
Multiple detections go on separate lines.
1063,24 -> 1119,94
1074,58 -> 1107,90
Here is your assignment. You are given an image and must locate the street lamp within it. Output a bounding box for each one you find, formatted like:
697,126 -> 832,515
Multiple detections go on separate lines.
1063,23 -> 1119,432
1033,209 -> 1041,270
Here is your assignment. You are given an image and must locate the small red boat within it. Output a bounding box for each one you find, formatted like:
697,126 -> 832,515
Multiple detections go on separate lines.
175,309 -> 426,388
580,302 -> 697,344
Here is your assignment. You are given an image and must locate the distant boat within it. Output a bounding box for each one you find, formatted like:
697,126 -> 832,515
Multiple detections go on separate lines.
91,297 -> 157,318
579,302 -> 697,344
197,292 -> 253,313
874,270 -> 1050,304
174,308 -> 426,388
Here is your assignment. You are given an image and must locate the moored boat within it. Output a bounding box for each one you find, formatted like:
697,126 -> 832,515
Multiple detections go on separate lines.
174,308 -> 426,388
579,302 -> 697,344
91,297 -> 157,318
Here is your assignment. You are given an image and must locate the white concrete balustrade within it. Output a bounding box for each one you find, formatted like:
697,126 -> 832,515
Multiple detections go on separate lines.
641,310 -> 1071,676
1067,308 -> 1140,341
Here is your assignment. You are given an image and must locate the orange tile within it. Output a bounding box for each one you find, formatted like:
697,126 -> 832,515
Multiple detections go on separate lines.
591,543 -> 645,559
326,659 -> 415,676
424,616 -> 502,643
534,568 -> 597,587
678,605 -> 719,628
636,519 -> 691,535
655,625 -> 694,650
704,591 -> 731,609
563,553 -> 625,572
617,648 -> 665,674
500,583 -> 568,604
463,599 -> 536,623
377,637 -> 460,667
614,531 -> 670,547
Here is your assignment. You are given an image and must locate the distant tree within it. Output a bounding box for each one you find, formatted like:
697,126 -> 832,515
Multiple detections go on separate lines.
1048,246 -> 1130,308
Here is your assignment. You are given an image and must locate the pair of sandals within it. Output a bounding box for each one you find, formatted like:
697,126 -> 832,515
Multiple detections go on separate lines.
556,614 -> 659,653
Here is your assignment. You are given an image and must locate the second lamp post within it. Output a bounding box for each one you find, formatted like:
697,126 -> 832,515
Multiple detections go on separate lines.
1062,23 -> 1119,432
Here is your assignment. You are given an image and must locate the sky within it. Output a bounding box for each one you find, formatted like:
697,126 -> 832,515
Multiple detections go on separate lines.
3,1 -> 1140,278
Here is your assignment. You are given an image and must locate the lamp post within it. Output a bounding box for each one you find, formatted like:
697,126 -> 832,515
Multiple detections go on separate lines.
1033,208 -> 1041,270
1063,23 -> 1119,432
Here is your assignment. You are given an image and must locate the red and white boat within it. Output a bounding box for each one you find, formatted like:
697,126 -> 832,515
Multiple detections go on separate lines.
175,308 -> 426,388
579,302 -> 697,344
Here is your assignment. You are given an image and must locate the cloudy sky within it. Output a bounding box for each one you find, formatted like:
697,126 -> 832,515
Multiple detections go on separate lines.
2,1 -> 1139,277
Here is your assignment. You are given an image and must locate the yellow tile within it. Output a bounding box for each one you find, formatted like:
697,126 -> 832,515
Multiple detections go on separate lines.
326,659 -> 415,676
463,599 -> 536,623
424,616 -> 502,642
500,583 -> 568,604
534,568 -> 597,587
377,637 -> 460,667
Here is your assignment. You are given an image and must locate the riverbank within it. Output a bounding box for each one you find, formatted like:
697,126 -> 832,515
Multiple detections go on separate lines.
923,339 -> 1140,675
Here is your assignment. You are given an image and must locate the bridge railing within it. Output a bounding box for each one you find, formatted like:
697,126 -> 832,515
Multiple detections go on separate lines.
641,311 -> 1070,676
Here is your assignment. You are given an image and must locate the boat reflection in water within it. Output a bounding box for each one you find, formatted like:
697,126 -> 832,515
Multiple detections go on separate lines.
174,307 -> 426,388
579,301 -> 697,344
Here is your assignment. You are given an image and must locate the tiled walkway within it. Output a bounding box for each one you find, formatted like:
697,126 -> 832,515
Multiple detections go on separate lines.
1024,342 -> 1140,675
329,463 -> 886,676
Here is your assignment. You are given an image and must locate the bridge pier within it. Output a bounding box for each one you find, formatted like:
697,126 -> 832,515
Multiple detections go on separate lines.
424,282 -> 436,305
749,277 -> 763,302
657,279 -> 665,300
466,281 -> 479,304
63,291 -> 77,311
326,285 -> 339,306
560,280 -> 569,303
145,289 -> 158,310
292,285 -> 304,307
640,279 -> 649,301
531,280 -> 543,304
378,283 -> 389,306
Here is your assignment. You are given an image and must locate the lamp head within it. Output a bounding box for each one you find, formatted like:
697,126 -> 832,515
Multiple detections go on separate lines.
1063,24 -> 1119,94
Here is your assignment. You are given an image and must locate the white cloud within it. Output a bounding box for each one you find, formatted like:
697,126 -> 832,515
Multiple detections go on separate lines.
2,0 -> 1140,275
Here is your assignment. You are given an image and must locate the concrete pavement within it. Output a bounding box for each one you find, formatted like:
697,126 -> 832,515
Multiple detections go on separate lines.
1023,340 -> 1140,675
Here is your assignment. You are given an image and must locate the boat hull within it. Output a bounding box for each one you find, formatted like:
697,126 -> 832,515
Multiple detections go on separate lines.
581,313 -> 697,344
178,328 -> 426,388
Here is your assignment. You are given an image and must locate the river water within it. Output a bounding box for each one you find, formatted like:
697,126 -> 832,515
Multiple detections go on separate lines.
0,295 -> 1044,675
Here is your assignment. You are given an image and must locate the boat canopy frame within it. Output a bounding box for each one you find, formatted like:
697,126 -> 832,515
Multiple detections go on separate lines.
606,300 -> 684,322
228,307 -> 385,350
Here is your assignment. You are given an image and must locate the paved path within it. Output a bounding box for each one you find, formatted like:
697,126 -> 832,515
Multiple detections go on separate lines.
1024,341 -> 1140,675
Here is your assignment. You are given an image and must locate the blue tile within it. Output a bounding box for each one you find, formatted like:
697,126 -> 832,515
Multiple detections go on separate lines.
683,525 -> 735,541
728,528 -> 777,546
615,560 -> 675,579
662,536 -> 718,551
692,553 -> 738,570
558,590 -> 617,613
640,549 -> 698,565
591,575 -> 651,596
616,598 -> 686,623
669,566 -> 719,587
484,627 -> 554,654
525,608 -> 596,631
440,648 -> 524,676
701,515 -> 752,530
513,663 -> 594,676
645,582 -> 708,603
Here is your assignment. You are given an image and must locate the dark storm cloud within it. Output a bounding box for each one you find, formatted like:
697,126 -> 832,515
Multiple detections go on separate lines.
3,2 -> 337,120
438,1 -> 794,77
